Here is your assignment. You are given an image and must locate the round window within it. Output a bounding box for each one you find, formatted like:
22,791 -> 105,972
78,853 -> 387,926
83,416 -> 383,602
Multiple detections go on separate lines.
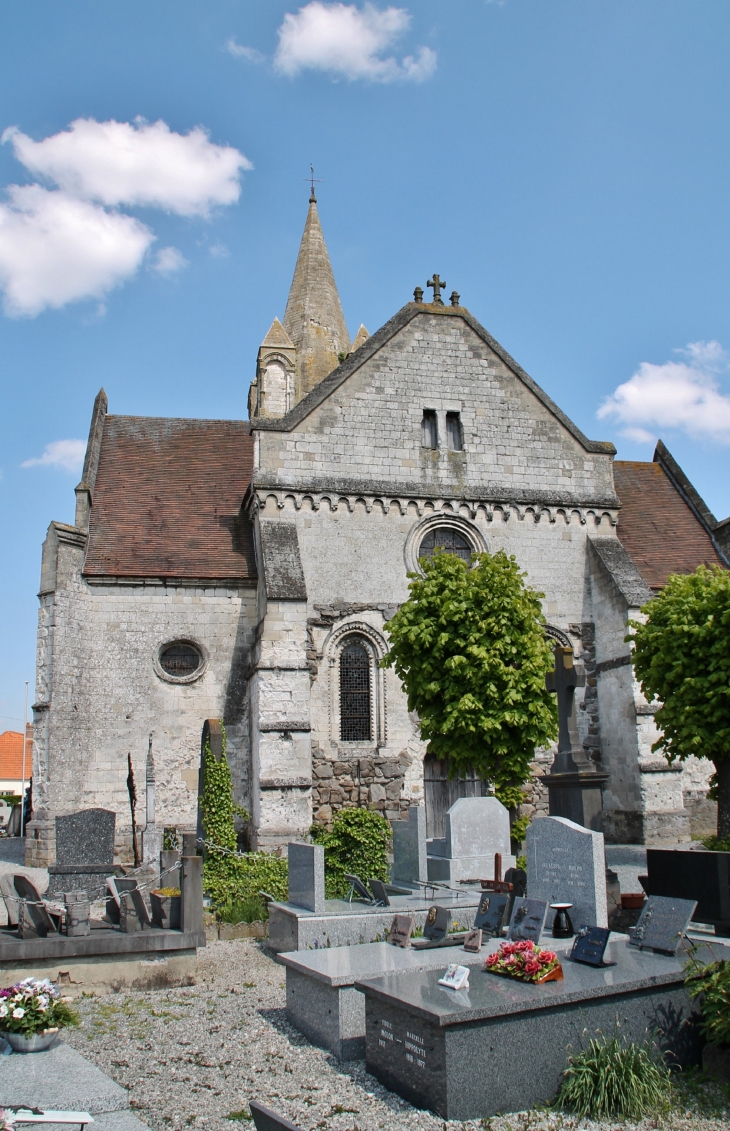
419,527 -> 472,563
159,642 -> 203,678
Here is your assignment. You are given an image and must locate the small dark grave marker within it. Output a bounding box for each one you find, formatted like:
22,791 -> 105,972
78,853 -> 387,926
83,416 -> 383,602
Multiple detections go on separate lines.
424,905 -> 451,941
504,867 -> 527,896
368,879 -> 390,907
249,1100 -> 303,1131
388,914 -> 414,948
629,894 -> 697,955
345,874 -> 373,903
507,897 -> 548,944
569,925 -> 615,968
474,892 -> 509,936
463,928 -> 482,953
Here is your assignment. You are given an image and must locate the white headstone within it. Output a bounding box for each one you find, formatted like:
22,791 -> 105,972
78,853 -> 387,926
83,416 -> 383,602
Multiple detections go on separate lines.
427,797 -> 516,882
526,816 -> 608,930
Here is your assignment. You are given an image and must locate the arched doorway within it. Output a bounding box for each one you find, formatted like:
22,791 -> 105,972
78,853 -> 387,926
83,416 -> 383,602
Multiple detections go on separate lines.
423,751 -> 489,839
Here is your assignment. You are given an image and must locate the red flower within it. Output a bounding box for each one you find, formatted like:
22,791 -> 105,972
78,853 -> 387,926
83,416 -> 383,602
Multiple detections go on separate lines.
500,943 -> 516,956
524,960 -> 540,975
538,950 -> 557,964
485,953 -> 499,966
514,940 -> 534,953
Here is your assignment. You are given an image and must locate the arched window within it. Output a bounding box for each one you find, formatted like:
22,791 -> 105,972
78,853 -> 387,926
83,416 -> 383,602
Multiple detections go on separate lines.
419,527 -> 472,563
339,640 -> 371,742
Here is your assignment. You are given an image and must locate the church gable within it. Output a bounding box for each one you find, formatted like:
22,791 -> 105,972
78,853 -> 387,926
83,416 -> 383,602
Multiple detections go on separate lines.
255,304 -> 617,508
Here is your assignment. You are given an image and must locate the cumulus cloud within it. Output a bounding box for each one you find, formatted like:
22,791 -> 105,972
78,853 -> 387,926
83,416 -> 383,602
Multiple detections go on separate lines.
22,439 -> 86,473
153,246 -> 189,275
0,185 -> 153,317
274,2 -> 436,82
598,340 -> 730,444
4,118 -> 250,218
226,38 -> 265,63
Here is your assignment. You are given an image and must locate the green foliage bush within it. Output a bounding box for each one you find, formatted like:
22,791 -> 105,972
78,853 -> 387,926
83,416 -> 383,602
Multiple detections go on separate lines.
630,564 -> 730,838
554,1035 -> 671,1119
382,549 -> 557,805
685,952 -> 730,1048
310,807 -> 392,899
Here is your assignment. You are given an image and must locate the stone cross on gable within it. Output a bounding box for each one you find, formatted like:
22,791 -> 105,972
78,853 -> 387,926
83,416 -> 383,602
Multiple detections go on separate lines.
545,646 -> 581,754
427,274 -> 446,304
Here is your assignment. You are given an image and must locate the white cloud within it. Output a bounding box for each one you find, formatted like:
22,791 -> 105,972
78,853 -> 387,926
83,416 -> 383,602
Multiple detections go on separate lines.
209,242 -> 230,258
0,184 -> 153,317
4,118 -> 251,218
153,246 -> 189,275
22,439 -> 86,473
226,38 -> 265,63
274,2 -> 436,82
598,340 -> 730,444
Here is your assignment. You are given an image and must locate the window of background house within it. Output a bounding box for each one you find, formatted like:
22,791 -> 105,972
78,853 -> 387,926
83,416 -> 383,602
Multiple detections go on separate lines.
446,412 -> 463,451
340,641 -> 372,742
422,409 -> 438,449
419,527 -> 472,563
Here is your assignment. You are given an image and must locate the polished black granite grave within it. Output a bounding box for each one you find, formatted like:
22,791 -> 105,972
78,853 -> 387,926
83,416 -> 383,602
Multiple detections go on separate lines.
357,939 -> 711,1120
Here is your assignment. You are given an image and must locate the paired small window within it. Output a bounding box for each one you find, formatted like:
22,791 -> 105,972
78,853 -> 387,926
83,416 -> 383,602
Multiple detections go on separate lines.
421,410 -> 463,452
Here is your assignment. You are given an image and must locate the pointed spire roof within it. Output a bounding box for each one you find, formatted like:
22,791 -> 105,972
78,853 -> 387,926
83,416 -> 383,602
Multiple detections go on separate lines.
261,317 -> 295,350
351,324 -> 370,352
283,196 -> 350,397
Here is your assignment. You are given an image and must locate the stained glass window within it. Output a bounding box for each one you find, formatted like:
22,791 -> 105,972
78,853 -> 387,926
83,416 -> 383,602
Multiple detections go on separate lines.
340,641 -> 371,742
419,527 -> 472,563
159,642 -> 202,677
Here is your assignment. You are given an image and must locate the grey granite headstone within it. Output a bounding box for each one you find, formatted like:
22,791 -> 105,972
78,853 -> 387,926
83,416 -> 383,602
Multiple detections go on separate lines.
288,842 -> 325,913
630,894 -> 697,955
427,797 -> 516,883
55,808 -> 116,866
526,815 -> 608,930
392,805 -> 427,885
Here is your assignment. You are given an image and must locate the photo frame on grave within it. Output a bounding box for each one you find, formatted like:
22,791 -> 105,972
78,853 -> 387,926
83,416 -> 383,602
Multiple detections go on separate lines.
474,892 -> 509,936
507,897 -> 548,944
424,904 -> 451,941
388,914 -> 414,948
629,895 -> 697,955
368,879 -> 390,907
569,925 -> 616,968
463,928 -> 482,953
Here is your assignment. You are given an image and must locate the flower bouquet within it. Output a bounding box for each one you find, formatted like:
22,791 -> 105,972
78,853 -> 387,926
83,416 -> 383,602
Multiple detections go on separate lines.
485,940 -> 563,983
0,977 -> 79,1052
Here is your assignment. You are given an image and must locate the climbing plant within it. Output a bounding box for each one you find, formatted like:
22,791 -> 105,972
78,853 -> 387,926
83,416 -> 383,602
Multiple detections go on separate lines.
310,807 -> 392,899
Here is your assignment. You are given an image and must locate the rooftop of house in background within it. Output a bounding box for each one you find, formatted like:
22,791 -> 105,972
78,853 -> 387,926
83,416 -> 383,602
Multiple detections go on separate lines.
0,725 -> 33,781
614,441 -> 728,590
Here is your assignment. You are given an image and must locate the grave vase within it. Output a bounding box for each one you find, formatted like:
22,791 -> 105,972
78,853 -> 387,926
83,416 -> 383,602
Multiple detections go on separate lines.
2,1030 -> 59,1053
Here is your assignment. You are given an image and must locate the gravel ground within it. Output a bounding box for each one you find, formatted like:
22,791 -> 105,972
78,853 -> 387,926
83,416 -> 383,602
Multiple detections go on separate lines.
63,939 -> 730,1131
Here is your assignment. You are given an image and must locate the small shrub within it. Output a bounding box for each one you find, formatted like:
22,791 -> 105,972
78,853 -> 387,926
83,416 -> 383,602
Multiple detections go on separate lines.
685,953 -> 730,1048
162,827 -> 179,851
554,1034 -> 671,1119
702,835 -> 730,852
154,887 -> 181,898
310,807 -> 391,899
216,894 -> 268,925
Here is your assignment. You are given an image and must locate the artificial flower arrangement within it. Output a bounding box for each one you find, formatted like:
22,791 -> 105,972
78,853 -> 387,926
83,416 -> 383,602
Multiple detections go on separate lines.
485,940 -> 563,983
0,977 -> 79,1037
0,1110 -> 14,1131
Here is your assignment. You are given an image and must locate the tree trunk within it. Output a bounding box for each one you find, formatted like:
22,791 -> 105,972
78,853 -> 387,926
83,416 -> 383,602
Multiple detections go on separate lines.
714,758 -> 730,841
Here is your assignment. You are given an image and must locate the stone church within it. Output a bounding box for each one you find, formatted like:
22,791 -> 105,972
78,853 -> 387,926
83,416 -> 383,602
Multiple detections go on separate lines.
27,191 -> 730,866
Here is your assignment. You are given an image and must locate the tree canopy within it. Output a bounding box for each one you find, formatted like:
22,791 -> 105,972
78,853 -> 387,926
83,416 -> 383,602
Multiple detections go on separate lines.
630,564 -> 730,839
382,548 -> 557,808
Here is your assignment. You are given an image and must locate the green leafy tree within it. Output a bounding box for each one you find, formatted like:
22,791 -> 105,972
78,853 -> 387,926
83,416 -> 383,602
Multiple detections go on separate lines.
382,548 -> 557,807
630,564 -> 730,839
310,807 -> 392,899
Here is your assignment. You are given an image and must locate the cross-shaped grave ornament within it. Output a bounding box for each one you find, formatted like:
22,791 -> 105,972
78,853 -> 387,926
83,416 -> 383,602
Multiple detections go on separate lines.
545,646 -> 591,772
427,274 -> 446,304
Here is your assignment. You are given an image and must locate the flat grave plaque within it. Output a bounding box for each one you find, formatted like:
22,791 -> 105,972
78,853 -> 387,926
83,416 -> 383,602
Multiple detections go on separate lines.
388,914 -> 414,948
630,894 -> 697,955
569,925 -> 615,968
369,879 -> 390,906
507,897 -> 547,943
474,892 -> 509,936
462,928 -> 482,953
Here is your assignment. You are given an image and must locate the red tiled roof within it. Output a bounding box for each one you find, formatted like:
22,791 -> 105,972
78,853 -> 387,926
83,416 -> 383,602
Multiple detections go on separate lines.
84,416 -> 257,580
614,461 -> 724,589
0,727 -> 32,780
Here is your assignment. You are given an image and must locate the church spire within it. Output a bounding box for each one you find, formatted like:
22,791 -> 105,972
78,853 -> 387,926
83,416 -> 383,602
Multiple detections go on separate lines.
283,192 -> 351,399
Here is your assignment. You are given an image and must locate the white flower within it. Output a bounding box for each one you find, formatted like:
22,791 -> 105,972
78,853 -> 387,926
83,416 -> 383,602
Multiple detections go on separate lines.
0,1006 -> 7,1017
38,995 -> 49,1008
12,1008 -> 25,1019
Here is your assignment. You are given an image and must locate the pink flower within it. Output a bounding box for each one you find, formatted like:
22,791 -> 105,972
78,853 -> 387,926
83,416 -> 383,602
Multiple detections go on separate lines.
524,960 -> 540,975
538,950 -> 557,964
485,953 -> 499,967
515,940 -> 534,952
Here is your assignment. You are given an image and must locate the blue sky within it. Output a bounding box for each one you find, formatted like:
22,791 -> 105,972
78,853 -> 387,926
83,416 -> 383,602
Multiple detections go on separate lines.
1,0 -> 729,728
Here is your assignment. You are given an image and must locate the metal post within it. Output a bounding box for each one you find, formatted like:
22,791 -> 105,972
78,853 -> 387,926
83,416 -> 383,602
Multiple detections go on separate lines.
20,681 -> 28,838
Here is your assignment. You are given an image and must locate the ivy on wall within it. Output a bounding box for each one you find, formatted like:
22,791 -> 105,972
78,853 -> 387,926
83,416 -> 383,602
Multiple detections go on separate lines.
311,807 -> 392,899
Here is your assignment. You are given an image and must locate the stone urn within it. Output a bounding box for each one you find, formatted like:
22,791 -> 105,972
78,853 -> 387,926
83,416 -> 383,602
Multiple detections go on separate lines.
150,888 -> 181,929
702,1042 -> 730,1081
2,1030 -> 59,1053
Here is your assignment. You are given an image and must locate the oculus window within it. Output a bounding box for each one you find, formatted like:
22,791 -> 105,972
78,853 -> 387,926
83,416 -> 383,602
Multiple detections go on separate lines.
419,527 -> 472,563
158,642 -> 203,678
339,640 -> 372,742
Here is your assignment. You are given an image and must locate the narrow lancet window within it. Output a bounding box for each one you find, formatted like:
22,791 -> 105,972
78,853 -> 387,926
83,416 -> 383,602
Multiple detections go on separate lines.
340,641 -> 371,742
446,412 -> 463,451
422,409 -> 438,449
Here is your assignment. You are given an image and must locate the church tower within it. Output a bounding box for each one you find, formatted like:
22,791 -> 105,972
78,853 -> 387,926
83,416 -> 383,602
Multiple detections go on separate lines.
249,189 -> 366,419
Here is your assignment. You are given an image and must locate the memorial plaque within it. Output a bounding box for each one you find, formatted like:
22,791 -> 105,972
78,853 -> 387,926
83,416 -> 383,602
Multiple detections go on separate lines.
569,925 -> 615,968
474,891 -> 509,936
345,873 -> 374,902
629,894 -> 697,955
424,904 -> 451,941
463,928 -> 482,953
388,914 -> 414,948
507,897 -> 548,943
369,879 -> 390,907
437,963 -> 470,990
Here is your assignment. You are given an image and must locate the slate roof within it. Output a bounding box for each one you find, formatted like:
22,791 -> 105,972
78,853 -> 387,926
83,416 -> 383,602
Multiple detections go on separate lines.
614,459 -> 725,589
83,416 -> 256,581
